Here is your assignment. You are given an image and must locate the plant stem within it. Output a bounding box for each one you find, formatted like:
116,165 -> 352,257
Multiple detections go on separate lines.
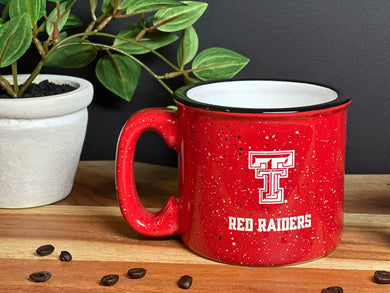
140,13 -> 146,27
88,0 -> 97,21
57,31 -> 180,71
179,35 -> 186,71
26,0 -> 39,37
53,2 -> 61,41
96,14 -> 113,31
161,62 -> 229,81
33,35 -> 47,56
11,62 -> 18,95
135,14 -> 184,41
102,32 -> 180,71
0,76 -> 15,97
50,41 -> 174,96
17,59 -> 45,97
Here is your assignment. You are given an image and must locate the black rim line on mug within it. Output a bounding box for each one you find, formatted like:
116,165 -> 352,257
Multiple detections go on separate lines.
174,79 -> 351,114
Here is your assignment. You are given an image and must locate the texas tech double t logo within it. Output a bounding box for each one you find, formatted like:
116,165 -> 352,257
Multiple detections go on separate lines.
249,150 -> 295,204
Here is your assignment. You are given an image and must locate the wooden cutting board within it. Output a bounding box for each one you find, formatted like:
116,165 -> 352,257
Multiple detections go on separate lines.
0,161 -> 389,292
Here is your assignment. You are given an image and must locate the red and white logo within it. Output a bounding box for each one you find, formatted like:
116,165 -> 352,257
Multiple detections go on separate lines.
249,150 -> 295,204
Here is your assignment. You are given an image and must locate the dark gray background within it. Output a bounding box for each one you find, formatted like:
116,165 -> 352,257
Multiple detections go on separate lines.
5,1 -> 390,173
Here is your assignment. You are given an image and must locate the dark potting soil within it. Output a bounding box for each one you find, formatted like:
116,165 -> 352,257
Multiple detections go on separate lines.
0,80 -> 76,99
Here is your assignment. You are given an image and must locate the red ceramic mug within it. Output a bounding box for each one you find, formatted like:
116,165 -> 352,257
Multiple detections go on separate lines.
116,80 -> 351,266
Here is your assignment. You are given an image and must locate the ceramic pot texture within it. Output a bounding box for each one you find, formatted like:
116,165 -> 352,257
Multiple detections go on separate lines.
0,75 -> 93,208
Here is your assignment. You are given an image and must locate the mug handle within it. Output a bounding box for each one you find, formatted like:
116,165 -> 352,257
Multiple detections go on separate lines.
115,108 -> 179,237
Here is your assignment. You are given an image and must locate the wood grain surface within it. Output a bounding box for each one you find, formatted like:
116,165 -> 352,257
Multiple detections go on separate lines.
0,161 -> 390,292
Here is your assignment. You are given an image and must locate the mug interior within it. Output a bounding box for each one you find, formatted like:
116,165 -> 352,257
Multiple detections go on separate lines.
175,80 -> 343,113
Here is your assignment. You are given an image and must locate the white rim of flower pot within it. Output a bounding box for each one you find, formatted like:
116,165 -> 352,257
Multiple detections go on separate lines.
0,74 -> 93,119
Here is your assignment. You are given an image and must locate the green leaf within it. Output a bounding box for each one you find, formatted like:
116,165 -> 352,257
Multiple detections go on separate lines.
90,0 -> 98,10
111,0 -> 131,10
0,14 -> 31,67
177,26 -> 198,66
63,13 -> 82,30
65,0 -> 77,9
0,0 -> 10,5
9,0 -> 46,25
153,1 -> 208,32
192,48 -> 250,81
46,1 -> 70,35
126,0 -> 184,14
101,0 -> 112,13
45,38 -> 98,68
38,13 -> 81,34
95,54 -> 141,101
114,22 -> 178,55
59,31 -> 67,39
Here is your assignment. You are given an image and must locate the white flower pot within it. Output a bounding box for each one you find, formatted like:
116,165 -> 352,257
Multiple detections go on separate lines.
0,74 -> 93,208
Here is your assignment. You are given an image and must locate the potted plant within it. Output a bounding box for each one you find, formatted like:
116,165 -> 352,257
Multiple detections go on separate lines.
0,0 -> 249,208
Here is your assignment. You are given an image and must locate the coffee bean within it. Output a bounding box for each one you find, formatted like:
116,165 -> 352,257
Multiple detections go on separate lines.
127,268 -> 146,279
374,270 -> 390,284
59,251 -> 72,262
321,286 -> 343,293
178,275 -> 193,290
36,244 -> 54,256
29,271 -> 52,282
101,274 -> 119,286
